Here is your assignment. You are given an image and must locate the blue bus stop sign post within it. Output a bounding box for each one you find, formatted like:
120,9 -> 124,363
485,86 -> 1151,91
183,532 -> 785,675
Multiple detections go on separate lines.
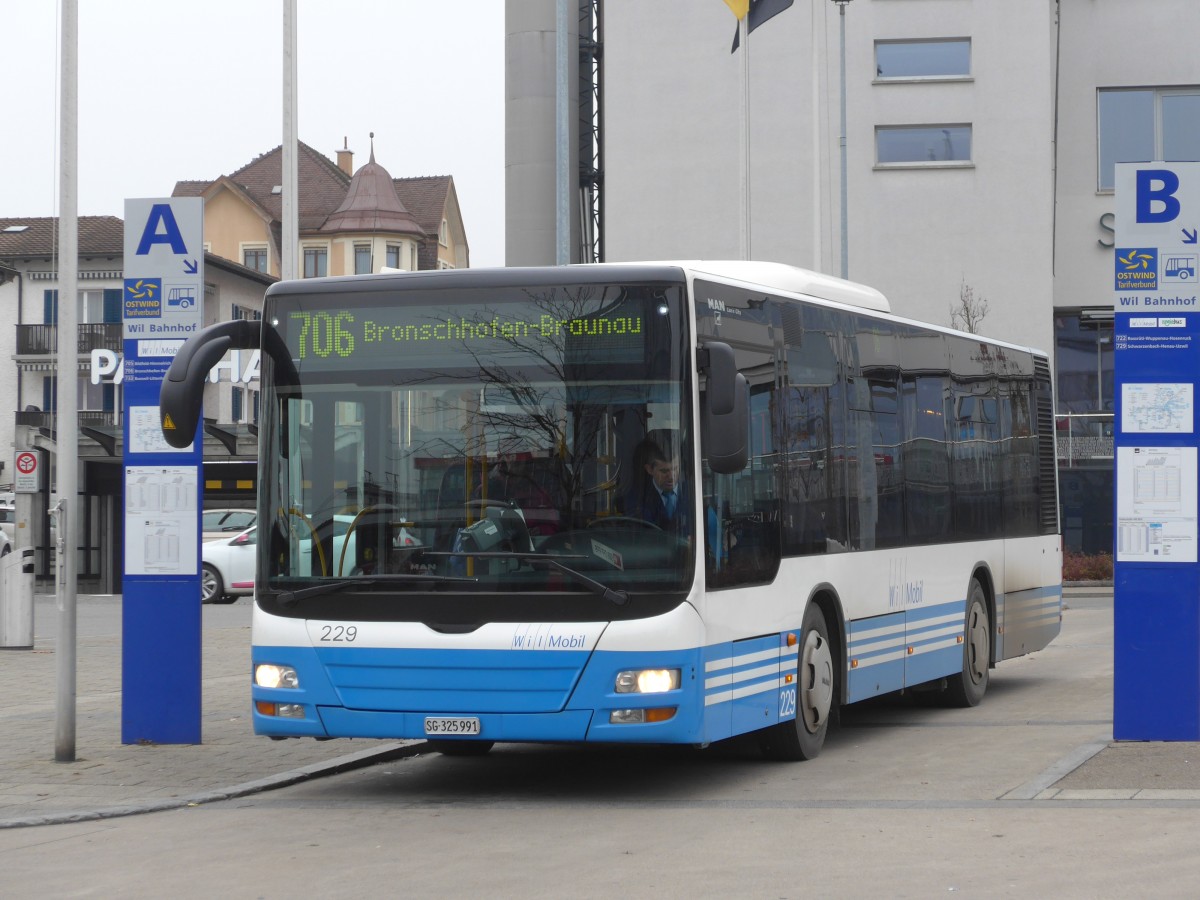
121,198 -> 205,744
1112,163 -> 1200,740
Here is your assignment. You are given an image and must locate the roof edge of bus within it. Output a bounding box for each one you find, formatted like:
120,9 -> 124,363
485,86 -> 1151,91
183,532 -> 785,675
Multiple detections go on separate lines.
607,260 -> 891,313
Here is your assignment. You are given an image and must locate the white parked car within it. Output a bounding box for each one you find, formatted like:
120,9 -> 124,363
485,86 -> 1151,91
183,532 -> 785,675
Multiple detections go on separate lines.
202,515 -> 423,600
202,508 -> 257,542
0,503 -> 12,556
201,526 -> 256,603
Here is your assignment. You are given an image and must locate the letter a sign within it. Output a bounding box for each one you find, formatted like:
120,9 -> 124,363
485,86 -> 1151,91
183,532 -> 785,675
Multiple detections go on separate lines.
123,198 -> 204,341
135,203 -> 191,255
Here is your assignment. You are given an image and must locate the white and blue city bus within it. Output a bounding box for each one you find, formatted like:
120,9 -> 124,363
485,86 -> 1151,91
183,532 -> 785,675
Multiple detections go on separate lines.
161,261 -> 1061,759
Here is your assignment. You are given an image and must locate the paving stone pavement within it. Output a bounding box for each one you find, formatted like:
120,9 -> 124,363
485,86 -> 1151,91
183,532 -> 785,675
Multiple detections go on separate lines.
0,595 -> 419,829
2,588 -> 1197,830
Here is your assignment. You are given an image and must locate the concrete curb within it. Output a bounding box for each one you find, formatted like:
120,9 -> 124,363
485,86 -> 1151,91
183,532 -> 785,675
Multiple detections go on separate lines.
0,740 -> 426,830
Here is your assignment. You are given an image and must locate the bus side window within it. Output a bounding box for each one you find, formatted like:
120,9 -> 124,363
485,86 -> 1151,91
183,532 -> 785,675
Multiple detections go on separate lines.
703,354 -> 781,590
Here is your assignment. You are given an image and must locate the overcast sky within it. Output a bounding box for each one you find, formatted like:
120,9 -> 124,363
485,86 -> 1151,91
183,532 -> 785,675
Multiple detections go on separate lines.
3,1 -> 506,266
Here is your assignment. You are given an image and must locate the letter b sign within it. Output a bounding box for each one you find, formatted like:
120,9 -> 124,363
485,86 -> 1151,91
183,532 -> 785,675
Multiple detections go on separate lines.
1136,169 -> 1181,224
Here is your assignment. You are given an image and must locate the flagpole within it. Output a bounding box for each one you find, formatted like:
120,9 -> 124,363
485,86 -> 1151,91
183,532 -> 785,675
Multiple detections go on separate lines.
282,0 -> 298,281
834,0 -> 850,278
740,14 -> 750,261
811,0 -> 823,272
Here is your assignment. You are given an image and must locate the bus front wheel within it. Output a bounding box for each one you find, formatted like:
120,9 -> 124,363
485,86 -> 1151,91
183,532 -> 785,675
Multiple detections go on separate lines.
945,579 -> 990,708
761,602 -> 834,761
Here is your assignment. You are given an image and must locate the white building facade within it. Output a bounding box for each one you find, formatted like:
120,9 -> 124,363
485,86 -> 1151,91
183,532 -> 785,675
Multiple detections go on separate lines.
507,0 -> 1200,555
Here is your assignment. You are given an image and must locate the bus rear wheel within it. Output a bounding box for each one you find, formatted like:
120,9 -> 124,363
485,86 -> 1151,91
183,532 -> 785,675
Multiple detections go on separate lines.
945,579 -> 990,708
427,739 -> 494,756
761,603 -> 834,761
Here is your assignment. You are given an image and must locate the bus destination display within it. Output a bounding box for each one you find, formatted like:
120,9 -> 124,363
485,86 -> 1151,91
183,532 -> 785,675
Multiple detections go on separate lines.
279,300 -> 652,371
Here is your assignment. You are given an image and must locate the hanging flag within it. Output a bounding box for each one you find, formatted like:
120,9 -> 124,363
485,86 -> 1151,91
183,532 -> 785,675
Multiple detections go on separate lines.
723,0 -> 750,19
731,0 -> 795,52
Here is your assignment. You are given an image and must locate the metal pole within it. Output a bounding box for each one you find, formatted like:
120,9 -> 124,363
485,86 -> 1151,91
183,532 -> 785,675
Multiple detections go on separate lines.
811,0 -> 823,271
555,0 -> 570,265
55,0 -> 79,764
282,0 -> 299,280
836,0 -> 850,279
740,15 -> 750,261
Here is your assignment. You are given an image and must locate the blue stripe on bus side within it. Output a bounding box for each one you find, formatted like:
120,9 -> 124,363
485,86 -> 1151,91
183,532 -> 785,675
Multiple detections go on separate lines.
904,601 -> 967,686
846,599 -> 968,702
701,631 -> 800,743
847,611 -> 906,703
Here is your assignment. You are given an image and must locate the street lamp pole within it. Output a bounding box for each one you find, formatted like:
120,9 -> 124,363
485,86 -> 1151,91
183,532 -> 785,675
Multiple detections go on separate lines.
832,0 -> 851,279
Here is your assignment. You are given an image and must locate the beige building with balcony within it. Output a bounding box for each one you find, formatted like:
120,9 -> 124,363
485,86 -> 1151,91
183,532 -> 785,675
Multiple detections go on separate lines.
173,139 -> 469,277
2,140 -> 475,589
1,216 -> 273,588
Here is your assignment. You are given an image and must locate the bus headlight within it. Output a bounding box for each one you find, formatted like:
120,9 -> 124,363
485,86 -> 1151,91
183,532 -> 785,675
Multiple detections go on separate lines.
610,707 -> 677,724
255,664 -> 299,689
614,668 -> 680,694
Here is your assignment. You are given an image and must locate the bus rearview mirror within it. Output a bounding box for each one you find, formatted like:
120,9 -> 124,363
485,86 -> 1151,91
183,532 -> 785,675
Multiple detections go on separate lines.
699,342 -> 748,474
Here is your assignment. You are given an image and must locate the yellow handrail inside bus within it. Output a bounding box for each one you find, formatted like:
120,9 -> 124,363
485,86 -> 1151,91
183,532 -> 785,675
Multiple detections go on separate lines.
285,506 -> 328,577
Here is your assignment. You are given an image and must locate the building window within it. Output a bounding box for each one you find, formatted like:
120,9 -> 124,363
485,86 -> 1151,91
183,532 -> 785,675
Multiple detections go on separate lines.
874,39 -> 970,80
43,289 -> 121,324
243,246 -> 269,272
385,244 -> 401,269
303,247 -> 328,278
232,386 -> 243,423
876,125 -> 972,165
411,245 -> 418,270
1098,87 -> 1200,191
354,243 -> 372,275
1055,312 -> 1114,418
439,219 -> 449,246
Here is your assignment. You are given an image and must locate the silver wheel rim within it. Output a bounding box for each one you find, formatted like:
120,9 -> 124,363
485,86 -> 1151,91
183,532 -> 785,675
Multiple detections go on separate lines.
800,628 -> 833,732
202,570 -> 218,602
966,601 -> 988,684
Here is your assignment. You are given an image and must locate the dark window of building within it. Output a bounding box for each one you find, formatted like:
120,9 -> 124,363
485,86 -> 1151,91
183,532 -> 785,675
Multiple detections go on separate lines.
244,247 -> 269,272
303,248 -> 327,278
354,244 -> 372,275
1054,312 -> 1114,421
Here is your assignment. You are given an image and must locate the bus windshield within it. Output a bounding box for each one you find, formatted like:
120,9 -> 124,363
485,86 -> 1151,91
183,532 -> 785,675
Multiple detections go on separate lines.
258,280 -> 695,616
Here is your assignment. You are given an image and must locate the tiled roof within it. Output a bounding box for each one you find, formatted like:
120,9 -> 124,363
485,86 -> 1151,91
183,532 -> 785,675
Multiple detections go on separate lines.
174,142 -> 351,233
395,175 -> 452,236
0,216 -> 125,258
173,144 -> 454,243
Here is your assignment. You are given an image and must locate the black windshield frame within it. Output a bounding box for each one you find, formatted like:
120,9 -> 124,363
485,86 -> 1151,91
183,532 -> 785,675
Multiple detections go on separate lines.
254,268 -> 697,624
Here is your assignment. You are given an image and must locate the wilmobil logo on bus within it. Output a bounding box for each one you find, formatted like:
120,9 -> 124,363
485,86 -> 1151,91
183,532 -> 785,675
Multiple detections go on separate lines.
510,624 -> 589,650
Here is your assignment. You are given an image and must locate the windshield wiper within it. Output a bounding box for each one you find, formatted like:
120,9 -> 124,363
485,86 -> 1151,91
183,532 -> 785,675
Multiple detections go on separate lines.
275,573 -> 478,607
422,550 -> 629,607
